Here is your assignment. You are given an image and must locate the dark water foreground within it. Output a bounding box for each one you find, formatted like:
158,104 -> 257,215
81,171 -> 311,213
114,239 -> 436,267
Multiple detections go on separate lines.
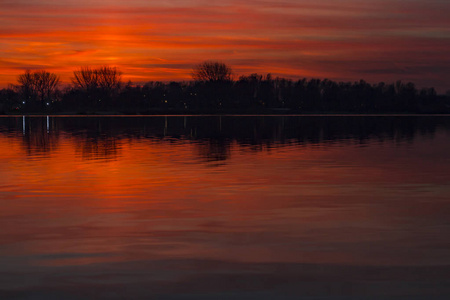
0,115 -> 449,299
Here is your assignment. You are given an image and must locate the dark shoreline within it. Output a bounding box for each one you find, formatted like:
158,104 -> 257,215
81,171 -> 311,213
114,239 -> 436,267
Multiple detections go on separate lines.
2,110 -> 450,117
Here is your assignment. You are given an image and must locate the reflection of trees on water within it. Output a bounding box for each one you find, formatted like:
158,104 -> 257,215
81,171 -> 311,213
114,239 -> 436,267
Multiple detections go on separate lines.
21,130 -> 59,157
196,140 -> 231,163
12,117 -> 60,156
0,116 -> 449,162
76,137 -> 120,161
0,117 -> 120,160
69,118 -> 121,160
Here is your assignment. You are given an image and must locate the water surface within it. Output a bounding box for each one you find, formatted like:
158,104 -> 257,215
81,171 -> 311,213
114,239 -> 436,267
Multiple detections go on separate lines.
1,116 -> 449,299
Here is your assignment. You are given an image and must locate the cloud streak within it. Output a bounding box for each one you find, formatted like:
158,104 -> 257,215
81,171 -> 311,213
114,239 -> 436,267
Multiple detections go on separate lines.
0,0 -> 449,91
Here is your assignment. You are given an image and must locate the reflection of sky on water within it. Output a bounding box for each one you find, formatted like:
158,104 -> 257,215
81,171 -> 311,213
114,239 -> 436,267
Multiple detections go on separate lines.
0,116 -> 449,299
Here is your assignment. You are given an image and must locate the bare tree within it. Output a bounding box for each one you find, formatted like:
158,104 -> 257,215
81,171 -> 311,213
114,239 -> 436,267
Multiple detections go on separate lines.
72,67 -> 98,91
71,66 -> 122,109
17,70 -> 36,102
192,61 -> 233,82
36,71 -> 60,103
72,66 -> 122,92
97,66 -> 122,91
17,70 -> 60,107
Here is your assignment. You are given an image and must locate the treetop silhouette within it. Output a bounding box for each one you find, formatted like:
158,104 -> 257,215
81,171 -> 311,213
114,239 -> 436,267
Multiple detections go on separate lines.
1,62 -> 448,114
16,70 -> 59,109
72,66 -> 122,92
192,61 -> 233,82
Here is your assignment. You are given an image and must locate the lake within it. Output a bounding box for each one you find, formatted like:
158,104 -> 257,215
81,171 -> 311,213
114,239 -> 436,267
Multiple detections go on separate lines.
0,115 -> 449,299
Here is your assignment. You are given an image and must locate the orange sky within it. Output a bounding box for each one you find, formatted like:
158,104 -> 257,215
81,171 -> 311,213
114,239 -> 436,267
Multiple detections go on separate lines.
1,0 -> 449,91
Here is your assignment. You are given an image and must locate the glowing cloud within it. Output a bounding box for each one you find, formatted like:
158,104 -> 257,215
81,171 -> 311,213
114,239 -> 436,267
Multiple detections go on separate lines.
1,0 -> 449,91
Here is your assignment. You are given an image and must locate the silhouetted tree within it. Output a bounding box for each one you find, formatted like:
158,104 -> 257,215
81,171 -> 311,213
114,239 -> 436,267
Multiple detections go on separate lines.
72,67 -> 99,91
71,66 -> 122,110
235,74 -> 263,109
5,65 -> 450,114
97,66 -> 122,92
17,70 -> 60,110
0,87 -> 20,112
192,61 -> 233,82
73,66 -> 121,91
191,61 -> 234,109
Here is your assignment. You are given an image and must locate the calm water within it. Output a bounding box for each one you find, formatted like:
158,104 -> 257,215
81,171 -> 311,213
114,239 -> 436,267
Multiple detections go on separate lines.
0,116 -> 450,299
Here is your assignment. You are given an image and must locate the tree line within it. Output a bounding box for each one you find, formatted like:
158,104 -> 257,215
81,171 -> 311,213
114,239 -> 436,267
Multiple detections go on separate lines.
1,61 -> 449,114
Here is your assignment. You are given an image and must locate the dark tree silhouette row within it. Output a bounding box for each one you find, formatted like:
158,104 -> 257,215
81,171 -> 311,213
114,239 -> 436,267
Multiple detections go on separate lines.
1,62 -> 449,114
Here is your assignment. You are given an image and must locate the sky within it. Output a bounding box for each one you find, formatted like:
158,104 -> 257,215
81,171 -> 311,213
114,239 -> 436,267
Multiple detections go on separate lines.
1,0 -> 449,91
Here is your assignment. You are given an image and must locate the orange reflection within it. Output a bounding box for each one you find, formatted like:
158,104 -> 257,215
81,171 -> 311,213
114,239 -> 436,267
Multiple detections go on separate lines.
0,116 -> 449,271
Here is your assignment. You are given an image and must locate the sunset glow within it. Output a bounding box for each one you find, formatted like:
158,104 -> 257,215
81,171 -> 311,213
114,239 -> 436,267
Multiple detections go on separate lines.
1,0 -> 449,90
